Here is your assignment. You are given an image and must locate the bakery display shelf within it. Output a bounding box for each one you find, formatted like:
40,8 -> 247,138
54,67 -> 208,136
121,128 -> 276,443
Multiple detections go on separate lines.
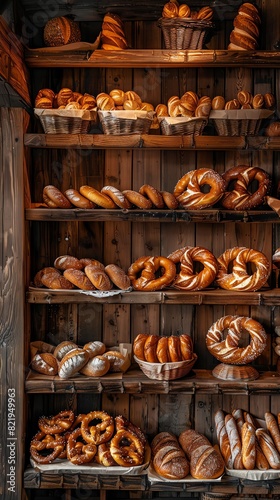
25,368 -> 280,395
25,208 -> 280,223
26,288 -> 278,305
24,49 -> 280,69
24,133 -> 280,150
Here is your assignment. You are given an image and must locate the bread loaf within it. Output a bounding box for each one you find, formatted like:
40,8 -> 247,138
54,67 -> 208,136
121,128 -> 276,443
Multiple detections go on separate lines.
58,348 -> 89,379
152,431 -> 189,479
53,341 -> 78,361
241,422 -> 256,470
224,414 -> 243,469
214,410 -> 233,468
265,412 -> 280,454
179,429 -> 225,479
44,16 -> 81,47
256,428 -> 280,469
31,353 -> 58,375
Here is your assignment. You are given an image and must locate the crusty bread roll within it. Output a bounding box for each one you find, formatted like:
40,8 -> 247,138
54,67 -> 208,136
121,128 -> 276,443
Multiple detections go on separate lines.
43,16 -> 81,47
58,348 -> 89,379
83,341 -> 106,358
212,96 -> 225,110
31,353 -> 58,376
64,189 -> 95,209
35,97 -> 53,109
80,354 -> 110,377
265,121 -> 280,137
63,268 -> 96,290
133,334 -> 148,361
179,429 -> 224,479
156,337 -> 170,363
102,350 -> 129,372
84,264 -> 113,291
162,2 -> 179,18
54,255 -> 84,271
152,431 -> 189,479
41,269 -> 75,290
43,185 -> 72,209
53,341 -> 78,361
144,335 -> 160,363
104,264 -> 131,290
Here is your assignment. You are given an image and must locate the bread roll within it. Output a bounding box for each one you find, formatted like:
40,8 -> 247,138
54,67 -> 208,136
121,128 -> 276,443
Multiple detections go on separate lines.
54,255 -> 84,271
156,337 -> 170,363
168,335 -> 181,362
102,350 -> 128,372
162,2 -> 179,18
84,265 -> 113,291
178,4 -> 191,18
212,96 -> 225,110
31,353 -> 58,375
57,88 -> 74,107
153,441 -> 189,479
144,335 -> 160,362
58,348 -> 89,379
104,264 -> 131,290
53,341 -> 78,361
64,189 -> 95,209
133,334 -> 148,360
83,341 -> 106,358
252,93 -> 264,109
41,270 -> 75,290
63,268 -> 96,290
80,354 -> 110,376
265,121 -> 280,137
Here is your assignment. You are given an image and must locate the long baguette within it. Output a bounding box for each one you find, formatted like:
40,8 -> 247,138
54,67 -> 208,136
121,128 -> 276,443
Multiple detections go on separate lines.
256,428 -> 280,469
241,422 -> 256,470
265,412 -> 280,454
225,414 -> 243,469
232,408 -> 245,437
214,410 -> 233,468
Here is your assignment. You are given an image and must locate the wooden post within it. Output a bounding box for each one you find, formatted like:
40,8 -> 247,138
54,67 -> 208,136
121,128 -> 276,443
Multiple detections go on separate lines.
0,108 -> 27,499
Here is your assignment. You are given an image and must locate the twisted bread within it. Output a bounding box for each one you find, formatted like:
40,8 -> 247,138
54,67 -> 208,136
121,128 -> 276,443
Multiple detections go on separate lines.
168,245 -> 218,291
206,315 -> 267,365
216,246 -> 271,291
173,168 -> 226,209
221,165 -> 271,210
128,256 -> 176,291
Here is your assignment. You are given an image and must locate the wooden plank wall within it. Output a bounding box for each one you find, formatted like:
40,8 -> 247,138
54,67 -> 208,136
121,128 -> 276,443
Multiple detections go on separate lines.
22,0 -> 280,497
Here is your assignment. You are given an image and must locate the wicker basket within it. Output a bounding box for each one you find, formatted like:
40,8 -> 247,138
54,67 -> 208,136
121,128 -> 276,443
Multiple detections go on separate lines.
98,110 -> 154,135
34,108 -> 98,134
158,116 -> 207,136
158,17 -> 214,50
134,353 -> 197,381
210,109 -> 274,136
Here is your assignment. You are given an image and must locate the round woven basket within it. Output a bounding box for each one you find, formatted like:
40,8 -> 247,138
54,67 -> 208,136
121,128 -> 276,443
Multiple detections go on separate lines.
158,17 -> 214,50
134,353 -> 197,380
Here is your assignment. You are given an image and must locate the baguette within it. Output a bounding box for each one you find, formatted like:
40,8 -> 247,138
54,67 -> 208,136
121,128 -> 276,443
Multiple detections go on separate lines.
256,428 -> 280,469
214,410 -> 233,468
232,408 -> 245,437
265,412 -> 280,454
241,422 -> 256,470
225,414 -> 243,469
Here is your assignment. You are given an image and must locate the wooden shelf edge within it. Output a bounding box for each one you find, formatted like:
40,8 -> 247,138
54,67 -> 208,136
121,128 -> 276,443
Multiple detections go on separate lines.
25,369 -> 280,394
24,49 -> 280,68
25,207 -> 280,223
24,134 -> 280,150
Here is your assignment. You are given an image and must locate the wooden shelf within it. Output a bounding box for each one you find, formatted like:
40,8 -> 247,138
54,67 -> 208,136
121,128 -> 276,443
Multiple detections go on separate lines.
24,133 -> 280,150
24,49 -> 280,69
25,368 -> 280,394
27,288 -> 279,305
25,207 -> 279,223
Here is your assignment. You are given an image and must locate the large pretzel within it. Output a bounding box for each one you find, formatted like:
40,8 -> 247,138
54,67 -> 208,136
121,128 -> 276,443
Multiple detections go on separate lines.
38,410 -> 75,434
173,168 -> 226,209
168,246 -> 218,290
221,165 -> 271,210
128,256 -> 176,291
110,429 -> 145,466
216,246 -> 270,291
30,431 -> 66,464
80,411 -> 114,445
67,427 -> 97,464
206,315 -> 267,365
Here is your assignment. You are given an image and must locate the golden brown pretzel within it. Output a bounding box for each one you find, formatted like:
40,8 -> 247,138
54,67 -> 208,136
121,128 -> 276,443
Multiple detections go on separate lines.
216,246 -> 271,291
67,427 -> 97,464
139,184 -> 165,208
221,165 -> 271,210
81,411 -> 114,445
115,415 -> 146,447
173,168 -> 226,209
128,255 -> 176,291
110,429 -> 145,466
38,410 -> 75,434
168,246 -> 219,291
30,431 -> 66,464
206,315 -> 267,365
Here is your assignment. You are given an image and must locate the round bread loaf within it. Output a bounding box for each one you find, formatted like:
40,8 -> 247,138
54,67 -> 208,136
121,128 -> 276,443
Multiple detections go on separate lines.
44,16 -> 81,47
80,354 -> 110,377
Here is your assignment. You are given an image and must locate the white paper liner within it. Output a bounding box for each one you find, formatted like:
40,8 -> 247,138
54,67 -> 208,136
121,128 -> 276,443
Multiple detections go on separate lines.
30,444 -> 150,475
148,465 -> 223,483
225,467 -> 280,480
29,286 -> 132,297
158,116 -> 206,125
98,110 -> 154,121
209,109 -> 274,120
34,108 -> 97,120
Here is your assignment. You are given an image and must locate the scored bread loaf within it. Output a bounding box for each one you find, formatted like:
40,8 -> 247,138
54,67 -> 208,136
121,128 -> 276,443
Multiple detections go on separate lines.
43,16 -> 81,47
224,414 -> 243,470
152,431 -> 189,479
179,429 -> 225,479
256,428 -> 280,469
214,409 -> 233,468
241,422 -> 256,470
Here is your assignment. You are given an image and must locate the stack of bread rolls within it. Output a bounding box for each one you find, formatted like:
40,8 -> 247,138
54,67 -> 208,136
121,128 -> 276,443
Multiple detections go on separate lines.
228,2 -> 261,50
35,87 -> 96,110
101,13 -> 128,50
156,91 -> 211,119
30,340 -> 130,378
33,255 -> 131,292
43,16 -> 81,47
96,88 -> 154,113
215,408 -> 280,470
151,428 -> 224,479
162,1 -> 213,21
211,90 -> 275,111
133,333 -> 193,363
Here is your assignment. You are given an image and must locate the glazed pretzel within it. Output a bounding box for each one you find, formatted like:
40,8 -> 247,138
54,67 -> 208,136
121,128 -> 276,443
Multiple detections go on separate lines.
30,431 -> 66,464
67,427 -> 97,464
127,255 -> 176,291
80,411 -> 114,445
173,168 -> 226,209
110,429 -> 145,466
38,410 -> 75,434
168,246 -> 219,291
216,246 -> 271,291
221,165 -> 271,210
206,315 -> 267,365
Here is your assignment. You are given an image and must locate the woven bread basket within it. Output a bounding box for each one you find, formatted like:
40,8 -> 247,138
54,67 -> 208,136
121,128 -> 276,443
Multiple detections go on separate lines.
210,109 -> 274,136
98,110 -> 154,135
34,108 -> 98,134
134,353 -> 197,380
158,116 -> 207,136
158,17 -> 214,50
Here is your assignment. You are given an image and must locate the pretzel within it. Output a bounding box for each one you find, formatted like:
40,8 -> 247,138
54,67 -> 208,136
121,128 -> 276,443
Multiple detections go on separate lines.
67,427 -> 97,464
115,415 -> 146,446
206,315 -> 267,365
38,410 -> 75,434
168,246 -> 219,290
128,255 -> 176,291
221,165 -> 271,210
216,246 -> 271,291
30,431 -> 66,464
110,429 -> 145,466
173,168 -> 226,209
81,411 -> 114,445
138,184 -> 165,208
